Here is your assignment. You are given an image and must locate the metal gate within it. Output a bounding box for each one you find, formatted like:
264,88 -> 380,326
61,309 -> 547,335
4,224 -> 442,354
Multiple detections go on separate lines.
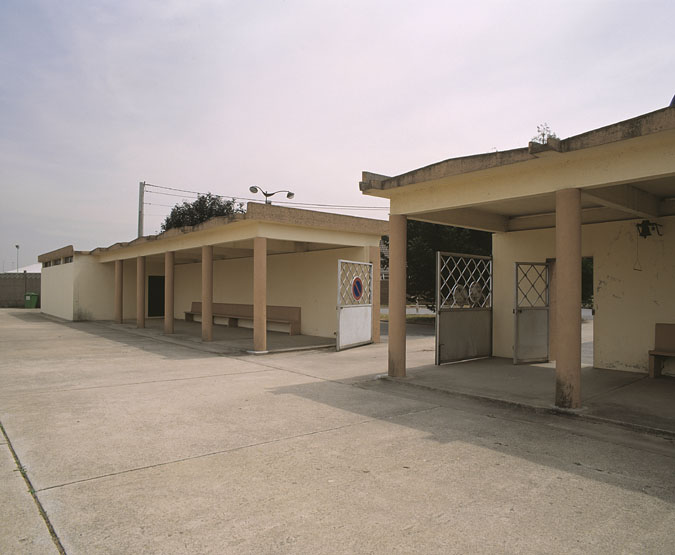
513,262 -> 549,364
436,252 -> 493,365
336,259 -> 373,351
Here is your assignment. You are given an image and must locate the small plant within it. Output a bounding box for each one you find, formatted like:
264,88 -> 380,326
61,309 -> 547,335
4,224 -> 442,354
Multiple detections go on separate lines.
531,123 -> 558,144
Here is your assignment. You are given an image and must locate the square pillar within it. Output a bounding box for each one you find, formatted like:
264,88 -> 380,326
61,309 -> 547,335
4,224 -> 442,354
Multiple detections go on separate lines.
388,214 -> 407,377
202,246 -> 213,342
136,256 -> 145,328
253,237 -> 267,352
369,245 -> 381,343
114,260 -> 123,324
555,188 -> 582,408
164,251 -> 174,334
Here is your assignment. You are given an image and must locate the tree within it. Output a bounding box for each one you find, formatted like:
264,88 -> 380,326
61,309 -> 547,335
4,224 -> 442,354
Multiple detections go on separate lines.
161,193 -> 244,232
382,220 -> 492,307
531,122 -> 558,144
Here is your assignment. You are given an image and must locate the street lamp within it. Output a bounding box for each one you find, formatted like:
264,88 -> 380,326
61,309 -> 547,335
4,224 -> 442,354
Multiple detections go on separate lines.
15,244 -> 19,273
249,186 -> 295,205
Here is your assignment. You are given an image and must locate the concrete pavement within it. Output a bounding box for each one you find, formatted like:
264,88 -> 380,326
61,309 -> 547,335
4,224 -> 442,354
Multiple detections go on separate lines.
1,309 -> 674,554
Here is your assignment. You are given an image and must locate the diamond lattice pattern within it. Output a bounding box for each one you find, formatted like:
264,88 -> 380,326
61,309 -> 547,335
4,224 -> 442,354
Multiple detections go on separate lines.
338,261 -> 372,306
516,264 -> 548,308
439,255 -> 492,309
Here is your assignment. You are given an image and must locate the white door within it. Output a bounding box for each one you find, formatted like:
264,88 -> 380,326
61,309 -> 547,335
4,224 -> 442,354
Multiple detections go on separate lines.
336,260 -> 373,351
513,262 -> 550,364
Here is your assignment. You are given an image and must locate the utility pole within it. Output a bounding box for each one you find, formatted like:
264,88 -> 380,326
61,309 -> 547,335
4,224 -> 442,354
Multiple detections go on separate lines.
15,244 -> 19,273
138,181 -> 145,237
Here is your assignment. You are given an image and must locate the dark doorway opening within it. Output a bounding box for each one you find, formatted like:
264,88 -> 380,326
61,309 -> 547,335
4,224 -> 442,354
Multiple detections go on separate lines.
148,275 -> 165,317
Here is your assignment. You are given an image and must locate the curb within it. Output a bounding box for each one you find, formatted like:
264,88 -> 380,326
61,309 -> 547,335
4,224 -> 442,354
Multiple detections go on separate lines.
380,376 -> 675,440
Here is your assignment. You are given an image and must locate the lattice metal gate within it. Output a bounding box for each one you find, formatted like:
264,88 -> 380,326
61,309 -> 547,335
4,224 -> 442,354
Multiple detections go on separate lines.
513,262 -> 550,364
436,252 -> 493,365
336,259 -> 373,351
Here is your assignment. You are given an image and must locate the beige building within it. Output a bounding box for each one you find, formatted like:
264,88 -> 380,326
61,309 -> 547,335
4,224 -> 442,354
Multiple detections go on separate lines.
361,106 -> 675,408
39,203 -> 386,352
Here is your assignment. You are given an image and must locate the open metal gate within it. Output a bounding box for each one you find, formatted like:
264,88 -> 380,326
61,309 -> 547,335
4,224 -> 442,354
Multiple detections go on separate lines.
436,252 -> 493,365
336,259 -> 373,351
513,262 -> 549,364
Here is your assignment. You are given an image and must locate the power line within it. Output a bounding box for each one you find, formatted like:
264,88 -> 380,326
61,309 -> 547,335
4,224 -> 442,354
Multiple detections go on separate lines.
144,182 -> 389,210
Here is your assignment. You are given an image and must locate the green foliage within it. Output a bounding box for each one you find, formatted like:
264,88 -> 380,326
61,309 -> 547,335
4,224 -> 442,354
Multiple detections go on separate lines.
161,193 -> 244,232
404,220 -> 492,306
531,122 -> 558,144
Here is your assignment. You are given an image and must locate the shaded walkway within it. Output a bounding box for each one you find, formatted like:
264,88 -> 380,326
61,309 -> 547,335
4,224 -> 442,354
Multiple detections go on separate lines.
392,357 -> 675,436
112,318 -> 335,355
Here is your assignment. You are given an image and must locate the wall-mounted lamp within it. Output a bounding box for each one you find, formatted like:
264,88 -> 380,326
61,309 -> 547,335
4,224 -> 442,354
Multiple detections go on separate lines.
636,220 -> 663,238
249,186 -> 295,205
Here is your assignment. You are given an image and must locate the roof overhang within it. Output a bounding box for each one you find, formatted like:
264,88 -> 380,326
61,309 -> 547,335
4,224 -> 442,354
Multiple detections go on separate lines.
39,204 -> 388,264
361,107 -> 675,232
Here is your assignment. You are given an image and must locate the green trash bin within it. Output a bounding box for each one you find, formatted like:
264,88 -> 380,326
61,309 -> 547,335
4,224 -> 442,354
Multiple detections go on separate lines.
24,292 -> 39,309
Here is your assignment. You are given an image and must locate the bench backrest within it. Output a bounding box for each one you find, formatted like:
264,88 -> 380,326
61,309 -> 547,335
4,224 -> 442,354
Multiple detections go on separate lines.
654,323 -> 675,351
189,301 -> 300,322
211,302 -> 300,322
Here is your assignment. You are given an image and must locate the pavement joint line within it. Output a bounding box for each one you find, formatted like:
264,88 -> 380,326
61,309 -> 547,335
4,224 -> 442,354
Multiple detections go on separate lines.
582,375 -> 648,401
229,354 -> 378,387
359,381 -> 675,459
0,419 -> 67,555
36,405 -> 442,493
380,376 -> 675,440
0,368 -> 276,397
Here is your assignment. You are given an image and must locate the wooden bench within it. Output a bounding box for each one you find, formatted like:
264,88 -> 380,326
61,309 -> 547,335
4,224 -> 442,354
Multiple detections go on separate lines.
185,302 -> 301,335
648,323 -> 675,378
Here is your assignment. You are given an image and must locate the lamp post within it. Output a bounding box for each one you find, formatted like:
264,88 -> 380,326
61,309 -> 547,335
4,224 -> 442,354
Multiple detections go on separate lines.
15,244 -> 19,273
249,186 -> 295,205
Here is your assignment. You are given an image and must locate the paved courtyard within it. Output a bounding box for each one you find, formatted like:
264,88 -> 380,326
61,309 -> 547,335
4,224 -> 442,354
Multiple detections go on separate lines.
1,309 -> 674,554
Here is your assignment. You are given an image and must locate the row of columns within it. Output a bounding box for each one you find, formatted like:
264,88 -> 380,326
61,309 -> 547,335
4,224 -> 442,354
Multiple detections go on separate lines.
112,239 -> 269,352
386,188 -> 582,409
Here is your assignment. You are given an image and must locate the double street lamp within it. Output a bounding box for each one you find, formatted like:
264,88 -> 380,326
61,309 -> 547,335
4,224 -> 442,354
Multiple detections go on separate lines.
249,186 -> 295,205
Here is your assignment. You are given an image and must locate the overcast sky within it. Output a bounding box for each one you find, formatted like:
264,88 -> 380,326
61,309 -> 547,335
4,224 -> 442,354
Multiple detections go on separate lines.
1,0 -> 673,270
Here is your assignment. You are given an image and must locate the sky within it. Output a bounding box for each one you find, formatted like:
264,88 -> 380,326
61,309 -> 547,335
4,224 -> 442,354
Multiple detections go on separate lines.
1,0 -> 674,271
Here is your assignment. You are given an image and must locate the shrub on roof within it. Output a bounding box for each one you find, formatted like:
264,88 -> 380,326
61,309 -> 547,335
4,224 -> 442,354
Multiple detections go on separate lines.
161,193 -> 244,232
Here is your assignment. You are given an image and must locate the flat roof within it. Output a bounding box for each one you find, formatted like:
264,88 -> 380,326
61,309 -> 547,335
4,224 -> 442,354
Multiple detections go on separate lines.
361,107 -> 675,194
39,203 -> 388,263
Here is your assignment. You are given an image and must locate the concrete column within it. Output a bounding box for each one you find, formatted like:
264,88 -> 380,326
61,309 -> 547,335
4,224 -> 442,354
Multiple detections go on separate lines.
114,260 -> 123,324
253,237 -> 267,352
202,246 -> 213,342
164,251 -> 174,334
369,245 -> 381,343
136,256 -> 145,328
555,188 -> 582,408
388,214 -> 407,377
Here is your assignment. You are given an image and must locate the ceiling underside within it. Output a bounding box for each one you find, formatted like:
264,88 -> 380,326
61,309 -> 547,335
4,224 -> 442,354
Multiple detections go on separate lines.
410,175 -> 675,232
141,239 -> 346,265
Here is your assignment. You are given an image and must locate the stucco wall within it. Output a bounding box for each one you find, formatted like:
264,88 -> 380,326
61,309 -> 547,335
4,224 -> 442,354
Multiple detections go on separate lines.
41,263 -> 75,320
492,216 -> 675,372
174,246 -> 368,337
73,256 -> 115,320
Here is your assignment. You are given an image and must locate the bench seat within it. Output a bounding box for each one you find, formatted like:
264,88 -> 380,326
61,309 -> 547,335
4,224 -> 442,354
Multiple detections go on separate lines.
648,323 -> 675,378
185,302 -> 301,336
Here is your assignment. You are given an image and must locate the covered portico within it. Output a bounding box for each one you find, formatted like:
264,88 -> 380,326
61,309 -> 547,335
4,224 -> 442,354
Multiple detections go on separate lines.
40,203 -> 385,353
361,107 -> 675,408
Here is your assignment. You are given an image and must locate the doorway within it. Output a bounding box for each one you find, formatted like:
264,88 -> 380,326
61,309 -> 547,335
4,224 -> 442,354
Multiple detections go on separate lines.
148,275 -> 165,318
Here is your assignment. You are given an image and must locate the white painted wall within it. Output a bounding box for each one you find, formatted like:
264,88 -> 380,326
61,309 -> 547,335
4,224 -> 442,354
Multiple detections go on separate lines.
41,263 -> 75,320
174,246 -> 367,337
492,215 -> 675,372
73,256 -> 115,320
